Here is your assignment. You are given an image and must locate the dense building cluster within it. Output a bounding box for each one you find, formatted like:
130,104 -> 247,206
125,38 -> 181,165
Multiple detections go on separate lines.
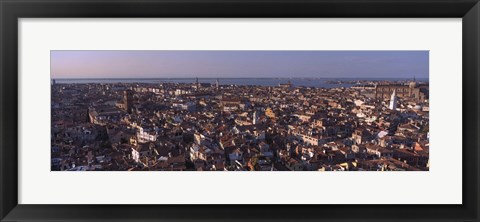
51,79 -> 429,171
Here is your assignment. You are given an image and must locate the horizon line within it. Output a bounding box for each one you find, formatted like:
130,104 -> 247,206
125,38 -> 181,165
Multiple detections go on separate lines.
51,77 -> 429,79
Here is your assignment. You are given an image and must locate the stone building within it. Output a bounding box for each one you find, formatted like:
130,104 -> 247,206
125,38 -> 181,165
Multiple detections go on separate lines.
374,81 -> 428,102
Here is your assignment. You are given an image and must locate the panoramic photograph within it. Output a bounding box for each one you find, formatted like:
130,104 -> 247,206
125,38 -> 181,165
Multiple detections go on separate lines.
51,50 -> 429,171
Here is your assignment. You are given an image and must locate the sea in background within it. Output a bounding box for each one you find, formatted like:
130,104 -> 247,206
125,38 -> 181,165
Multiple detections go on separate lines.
53,78 -> 429,88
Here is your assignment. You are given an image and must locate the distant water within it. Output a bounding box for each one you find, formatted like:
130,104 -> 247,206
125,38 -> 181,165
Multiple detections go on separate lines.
53,78 -> 428,88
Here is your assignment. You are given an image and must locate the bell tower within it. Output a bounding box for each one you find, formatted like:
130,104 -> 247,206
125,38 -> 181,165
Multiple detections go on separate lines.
124,90 -> 134,114
389,89 -> 397,110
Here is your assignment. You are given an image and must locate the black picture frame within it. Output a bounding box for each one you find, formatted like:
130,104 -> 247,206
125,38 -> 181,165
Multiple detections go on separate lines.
1,0 -> 479,221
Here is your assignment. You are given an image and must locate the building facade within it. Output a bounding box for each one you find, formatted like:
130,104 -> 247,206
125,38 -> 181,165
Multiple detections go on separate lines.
374,82 -> 428,102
